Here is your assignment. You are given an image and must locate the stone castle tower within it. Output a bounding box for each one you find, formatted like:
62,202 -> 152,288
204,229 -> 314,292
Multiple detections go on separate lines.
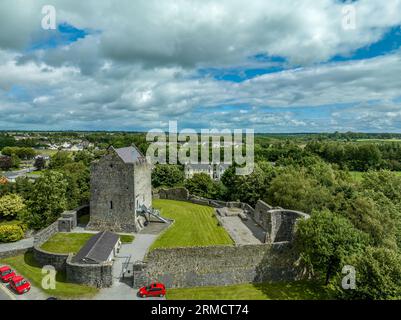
87,145 -> 152,232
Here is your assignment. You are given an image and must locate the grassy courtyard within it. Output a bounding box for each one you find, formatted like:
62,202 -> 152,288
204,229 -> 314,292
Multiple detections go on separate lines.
41,232 -> 135,254
167,281 -> 335,300
0,252 -> 98,299
150,199 -> 233,250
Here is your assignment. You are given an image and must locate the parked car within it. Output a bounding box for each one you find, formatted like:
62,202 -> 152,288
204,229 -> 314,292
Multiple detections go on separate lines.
0,266 -> 16,283
138,283 -> 166,298
9,276 -> 31,294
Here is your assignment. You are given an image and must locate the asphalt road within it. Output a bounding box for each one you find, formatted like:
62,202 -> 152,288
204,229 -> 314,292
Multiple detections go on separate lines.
0,284 -> 13,301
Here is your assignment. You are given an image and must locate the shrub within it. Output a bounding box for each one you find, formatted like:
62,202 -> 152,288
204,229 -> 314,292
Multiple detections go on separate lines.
0,225 -> 24,242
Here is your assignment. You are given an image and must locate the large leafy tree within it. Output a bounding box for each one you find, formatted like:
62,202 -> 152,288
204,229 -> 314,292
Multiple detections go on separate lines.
221,162 -> 274,205
0,194 -> 26,220
23,171 -> 68,229
48,151 -> 73,169
60,162 -> 90,209
267,167 -> 333,213
185,173 -> 219,199
340,247 -> 401,300
295,210 -> 367,285
152,164 -> 185,188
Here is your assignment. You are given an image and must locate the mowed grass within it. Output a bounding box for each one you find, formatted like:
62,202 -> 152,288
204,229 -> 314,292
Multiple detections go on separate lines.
0,252 -> 98,299
150,199 -> 233,250
167,281 -> 335,300
41,233 -> 94,254
41,232 -> 135,254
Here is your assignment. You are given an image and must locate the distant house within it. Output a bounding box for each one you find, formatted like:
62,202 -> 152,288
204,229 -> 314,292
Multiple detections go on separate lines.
72,231 -> 121,264
185,163 -> 231,180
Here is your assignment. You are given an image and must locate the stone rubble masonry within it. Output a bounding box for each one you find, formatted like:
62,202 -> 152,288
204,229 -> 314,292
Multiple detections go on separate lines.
33,246 -> 69,271
153,188 -> 309,245
88,148 -> 151,233
158,187 -> 189,201
133,243 -> 302,288
66,254 -> 113,288
33,221 -> 59,247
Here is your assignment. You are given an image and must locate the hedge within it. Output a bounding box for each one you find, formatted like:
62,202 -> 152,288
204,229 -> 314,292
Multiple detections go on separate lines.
0,225 -> 24,243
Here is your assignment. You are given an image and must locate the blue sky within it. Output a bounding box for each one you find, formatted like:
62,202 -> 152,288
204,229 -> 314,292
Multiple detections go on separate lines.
1,0 -> 401,132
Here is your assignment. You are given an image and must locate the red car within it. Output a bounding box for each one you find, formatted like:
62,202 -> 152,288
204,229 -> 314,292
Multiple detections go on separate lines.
9,276 -> 31,294
0,266 -> 16,283
138,283 -> 166,298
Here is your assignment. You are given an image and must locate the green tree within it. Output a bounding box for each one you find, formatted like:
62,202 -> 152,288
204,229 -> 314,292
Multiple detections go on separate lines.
221,163 -> 274,205
34,156 -> 46,170
295,210 -> 367,285
0,194 -> 26,219
185,173 -> 216,199
152,164 -> 185,188
340,247 -> 401,300
48,151 -> 73,169
24,171 -> 68,229
267,167 -> 333,213
60,162 -> 90,208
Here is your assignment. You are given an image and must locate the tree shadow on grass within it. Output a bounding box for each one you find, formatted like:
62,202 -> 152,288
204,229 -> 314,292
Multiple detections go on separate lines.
252,281 -> 334,300
23,251 -> 71,284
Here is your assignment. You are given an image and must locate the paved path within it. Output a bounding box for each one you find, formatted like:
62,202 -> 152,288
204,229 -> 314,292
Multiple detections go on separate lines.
93,233 -> 163,300
219,215 -> 264,244
0,281 -> 48,301
0,237 -> 34,254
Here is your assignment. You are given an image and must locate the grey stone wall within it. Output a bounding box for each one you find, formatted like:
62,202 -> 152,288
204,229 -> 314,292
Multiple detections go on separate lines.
0,248 -> 31,259
89,148 -> 151,232
134,161 -> 152,209
66,255 -> 113,288
158,187 -> 189,201
133,243 -> 301,288
33,246 -> 69,271
253,200 -> 274,230
33,221 -> 59,247
268,210 -> 310,243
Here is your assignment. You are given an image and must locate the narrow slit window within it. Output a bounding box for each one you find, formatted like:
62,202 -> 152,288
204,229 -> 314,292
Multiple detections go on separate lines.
110,201 -> 113,210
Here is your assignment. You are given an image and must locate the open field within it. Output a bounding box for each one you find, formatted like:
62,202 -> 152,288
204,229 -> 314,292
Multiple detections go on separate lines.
41,232 -> 135,254
150,199 -> 233,250
0,252 -> 98,299
167,281 -> 335,300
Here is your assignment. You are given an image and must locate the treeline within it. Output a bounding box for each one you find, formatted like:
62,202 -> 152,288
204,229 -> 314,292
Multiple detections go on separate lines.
306,141 -> 401,171
0,150 -> 99,238
152,159 -> 401,299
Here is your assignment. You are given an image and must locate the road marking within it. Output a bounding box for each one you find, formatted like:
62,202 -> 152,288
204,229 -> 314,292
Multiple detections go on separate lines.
0,283 -> 16,300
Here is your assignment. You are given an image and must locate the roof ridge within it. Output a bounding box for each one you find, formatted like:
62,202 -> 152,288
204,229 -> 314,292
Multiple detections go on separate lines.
85,231 -> 107,261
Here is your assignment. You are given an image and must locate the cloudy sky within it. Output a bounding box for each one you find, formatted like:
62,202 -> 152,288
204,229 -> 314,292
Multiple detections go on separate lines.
0,0 -> 401,132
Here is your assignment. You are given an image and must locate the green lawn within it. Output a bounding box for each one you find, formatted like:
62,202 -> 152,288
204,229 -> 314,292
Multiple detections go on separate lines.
41,233 -> 94,254
41,232 -> 135,254
120,234 -> 135,243
0,252 -> 98,299
150,199 -> 233,250
167,281 -> 335,300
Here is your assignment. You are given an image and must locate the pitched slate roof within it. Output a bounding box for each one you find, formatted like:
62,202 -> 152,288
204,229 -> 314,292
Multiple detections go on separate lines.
114,145 -> 144,163
72,231 -> 120,264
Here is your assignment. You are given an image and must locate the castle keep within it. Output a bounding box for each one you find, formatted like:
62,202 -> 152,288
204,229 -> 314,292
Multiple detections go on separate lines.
88,145 -> 152,232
